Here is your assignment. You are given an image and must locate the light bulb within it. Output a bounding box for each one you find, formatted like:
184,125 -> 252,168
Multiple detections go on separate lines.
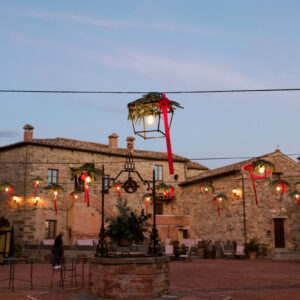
54,191 -> 58,196
5,187 -> 9,192
276,186 -> 281,192
219,197 -> 222,201
36,181 -> 39,185
74,195 -> 78,199
146,115 -> 155,126
86,176 -> 91,183
296,194 -> 300,199
205,187 -> 209,192
258,166 -> 265,174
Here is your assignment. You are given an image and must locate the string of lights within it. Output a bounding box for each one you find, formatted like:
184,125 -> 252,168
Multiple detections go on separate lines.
1,88 -> 300,94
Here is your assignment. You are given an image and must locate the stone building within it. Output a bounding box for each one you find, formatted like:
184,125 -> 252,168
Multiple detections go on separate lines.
0,125 -> 207,254
179,150 -> 300,253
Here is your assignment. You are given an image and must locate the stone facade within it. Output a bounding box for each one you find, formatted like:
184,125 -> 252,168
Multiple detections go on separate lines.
0,126 -> 207,254
179,150 -> 300,252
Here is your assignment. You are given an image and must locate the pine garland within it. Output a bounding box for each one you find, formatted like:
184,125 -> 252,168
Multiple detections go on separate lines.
71,163 -> 103,183
128,92 -> 183,124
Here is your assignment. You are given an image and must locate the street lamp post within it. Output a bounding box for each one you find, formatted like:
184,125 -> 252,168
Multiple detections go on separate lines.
95,153 -> 161,257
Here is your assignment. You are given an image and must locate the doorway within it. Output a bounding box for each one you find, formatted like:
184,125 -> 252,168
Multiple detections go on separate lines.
274,218 -> 285,248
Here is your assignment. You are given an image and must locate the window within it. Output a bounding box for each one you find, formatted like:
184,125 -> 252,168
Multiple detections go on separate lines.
74,176 -> 84,192
154,165 -> 163,181
155,203 -> 164,215
47,169 -> 58,184
45,220 -> 57,239
100,175 -> 110,193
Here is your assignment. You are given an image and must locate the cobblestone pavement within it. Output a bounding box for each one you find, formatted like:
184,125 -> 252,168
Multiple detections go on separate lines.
0,259 -> 300,299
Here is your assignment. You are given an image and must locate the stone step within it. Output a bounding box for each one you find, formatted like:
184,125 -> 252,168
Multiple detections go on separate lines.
270,249 -> 300,260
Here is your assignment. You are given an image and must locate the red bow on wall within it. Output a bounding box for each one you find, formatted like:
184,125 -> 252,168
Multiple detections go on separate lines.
244,164 -> 272,205
81,173 -> 90,207
8,186 -> 15,202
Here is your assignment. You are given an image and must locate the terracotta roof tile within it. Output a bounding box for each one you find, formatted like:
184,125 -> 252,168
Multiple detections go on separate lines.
0,138 -> 205,168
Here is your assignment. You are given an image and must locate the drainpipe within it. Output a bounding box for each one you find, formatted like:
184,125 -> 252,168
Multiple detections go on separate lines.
237,170 -> 247,246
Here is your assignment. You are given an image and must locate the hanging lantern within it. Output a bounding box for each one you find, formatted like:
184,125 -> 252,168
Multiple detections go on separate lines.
269,179 -> 290,197
0,182 -> 15,202
213,193 -> 228,216
43,184 -> 64,215
128,92 -> 183,175
244,159 -> 275,205
71,163 -> 103,207
143,193 -> 152,213
289,191 -> 300,209
70,191 -> 79,200
200,182 -> 214,197
31,176 -> 43,198
114,182 -> 123,195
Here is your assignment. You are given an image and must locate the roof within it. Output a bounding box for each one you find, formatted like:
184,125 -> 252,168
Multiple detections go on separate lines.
186,161 -> 208,170
179,150 -> 298,186
0,137 -> 205,167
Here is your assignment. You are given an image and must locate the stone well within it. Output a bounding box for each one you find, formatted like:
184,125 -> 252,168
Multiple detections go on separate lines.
89,256 -> 170,299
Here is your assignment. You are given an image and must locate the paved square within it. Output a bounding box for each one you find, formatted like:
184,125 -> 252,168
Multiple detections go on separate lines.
0,259 -> 299,299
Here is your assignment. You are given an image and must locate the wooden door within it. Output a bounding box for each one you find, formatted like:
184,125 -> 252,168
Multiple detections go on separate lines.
274,218 -> 285,248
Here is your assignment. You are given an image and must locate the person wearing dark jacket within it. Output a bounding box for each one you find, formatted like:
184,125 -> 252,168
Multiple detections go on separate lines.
52,231 -> 64,268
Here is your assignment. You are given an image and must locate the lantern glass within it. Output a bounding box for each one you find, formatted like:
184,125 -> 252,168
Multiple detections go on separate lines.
128,107 -> 174,139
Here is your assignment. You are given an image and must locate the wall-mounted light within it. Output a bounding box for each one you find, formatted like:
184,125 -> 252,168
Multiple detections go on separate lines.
13,196 -> 21,207
33,196 -> 40,208
232,187 -> 242,198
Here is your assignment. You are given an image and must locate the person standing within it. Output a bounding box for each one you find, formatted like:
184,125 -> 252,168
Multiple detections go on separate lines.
52,231 -> 64,269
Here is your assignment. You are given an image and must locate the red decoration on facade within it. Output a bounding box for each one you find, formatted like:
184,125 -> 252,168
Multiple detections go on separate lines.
279,179 -> 288,197
296,194 -> 300,209
80,172 -> 90,207
213,198 -> 220,216
158,94 -> 174,175
115,183 -> 122,195
8,185 -> 15,202
54,191 -> 58,215
244,164 -> 272,205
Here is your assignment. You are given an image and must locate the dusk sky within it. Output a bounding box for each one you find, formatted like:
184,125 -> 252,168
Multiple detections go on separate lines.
1,1 -> 300,169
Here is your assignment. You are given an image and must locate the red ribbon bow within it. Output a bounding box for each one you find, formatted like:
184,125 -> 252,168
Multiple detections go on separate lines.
244,164 -> 272,205
8,186 -> 15,202
33,182 -> 38,198
54,191 -> 58,215
213,198 -> 220,216
81,173 -> 90,207
279,179 -> 287,197
158,94 -> 174,175
115,183 -> 121,195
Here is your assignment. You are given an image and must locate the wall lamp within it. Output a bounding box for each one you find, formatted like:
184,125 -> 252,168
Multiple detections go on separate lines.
232,187 -> 242,198
33,196 -> 40,208
13,196 -> 21,207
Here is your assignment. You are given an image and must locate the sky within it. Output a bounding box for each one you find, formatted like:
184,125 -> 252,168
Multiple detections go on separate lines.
0,0 -> 300,169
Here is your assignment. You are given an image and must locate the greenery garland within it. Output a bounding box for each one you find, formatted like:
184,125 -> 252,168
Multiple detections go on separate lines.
269,179 -> 290,194
200,182 -> 215,196
213,193 -> 228,202
71,163 -> 103,183
127,92 -> 183,125
252,159 -> 275,174
0,182 -> 13,191
43,183 -> 64,193
31,176 -> 43,184
294,182 -> 300,191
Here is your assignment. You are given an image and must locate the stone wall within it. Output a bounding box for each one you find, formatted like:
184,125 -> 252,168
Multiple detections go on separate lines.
180,152 -> 300,252
89,256 -> 170,298
0,143 -> 197,251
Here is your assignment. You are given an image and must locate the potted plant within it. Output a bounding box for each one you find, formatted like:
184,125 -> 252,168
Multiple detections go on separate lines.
245,238 -> 260,259
106,198 -> 152,246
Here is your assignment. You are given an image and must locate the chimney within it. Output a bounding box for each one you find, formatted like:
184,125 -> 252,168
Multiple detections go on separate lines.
23,124 -> 34,141
108,133 -> 119,148
126,136 -> 135,152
